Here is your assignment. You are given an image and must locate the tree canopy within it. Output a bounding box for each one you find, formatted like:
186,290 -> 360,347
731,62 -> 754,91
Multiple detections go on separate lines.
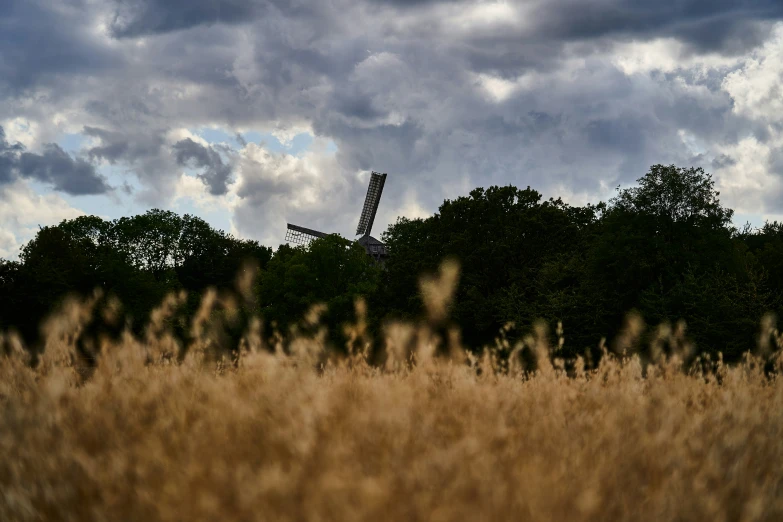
0,210 -> 271,349
1,164 -> 781,362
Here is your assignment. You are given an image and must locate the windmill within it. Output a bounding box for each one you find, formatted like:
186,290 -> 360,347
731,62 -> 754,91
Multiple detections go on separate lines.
285,171 -> 388,262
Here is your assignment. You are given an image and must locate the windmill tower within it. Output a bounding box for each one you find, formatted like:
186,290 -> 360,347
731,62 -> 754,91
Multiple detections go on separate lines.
285,172 -> 389,262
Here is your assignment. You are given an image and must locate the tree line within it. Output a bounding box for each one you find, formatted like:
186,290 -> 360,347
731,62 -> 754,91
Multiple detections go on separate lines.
1,164 -> 782,362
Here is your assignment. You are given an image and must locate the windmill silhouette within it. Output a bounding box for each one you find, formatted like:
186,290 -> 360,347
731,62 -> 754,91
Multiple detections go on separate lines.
285,171 -> 388,262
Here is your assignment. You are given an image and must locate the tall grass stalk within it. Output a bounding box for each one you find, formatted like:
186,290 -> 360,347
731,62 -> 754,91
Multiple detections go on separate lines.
1,264 -> 782,521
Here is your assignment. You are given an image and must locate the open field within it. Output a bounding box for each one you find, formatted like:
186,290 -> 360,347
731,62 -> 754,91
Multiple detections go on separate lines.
1,353 -> 781,522
2,294 -> 783,522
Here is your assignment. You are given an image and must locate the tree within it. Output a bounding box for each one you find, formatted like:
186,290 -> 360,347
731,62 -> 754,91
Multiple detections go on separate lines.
2,210 -> 273,352
2,170 -> 780,363
639,264 -> 775,361
9,217 -> 165,346
382,185 -> 598,349
586,164 -> 773,359
610,165 -> 733,228
176,214 -> 272,294
109,209 -> 184,282
259,236 -> 382,349
0,258 -> 22,334
742,222 -> 783,298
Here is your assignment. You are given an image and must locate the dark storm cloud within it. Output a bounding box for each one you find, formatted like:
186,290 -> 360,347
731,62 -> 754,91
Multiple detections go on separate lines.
364,0 -> 459,5
342,0 -> 783,56
712,154 -> 737,170
82,126 -> 182,200
0,126 -> 110,195
313,119 -> 426,174
0,0 -> 120,94
0,127 -> 24,184
108,0 -> 267,37
331,89 -> 387,122
586,119 -> 647,154
3,0 -> 783,243
84,126 -> 165,165
172,138 -> 234,195
18,145 -> 110,195
526,0 -> 783,53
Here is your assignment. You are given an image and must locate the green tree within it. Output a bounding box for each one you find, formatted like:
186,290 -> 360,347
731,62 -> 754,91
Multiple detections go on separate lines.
259,236 -> 382,348
740,221 -> 783,312
109,209 -> 184,283
176,214 -> 272,294
2,210 -> 273,352
10,216 -> 165,344
382,185 -> 598,349
587,164 -> 774,359
0,258 -> 22,335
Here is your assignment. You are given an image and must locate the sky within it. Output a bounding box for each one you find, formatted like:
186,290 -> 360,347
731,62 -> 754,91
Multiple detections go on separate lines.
2,0 -> 783,258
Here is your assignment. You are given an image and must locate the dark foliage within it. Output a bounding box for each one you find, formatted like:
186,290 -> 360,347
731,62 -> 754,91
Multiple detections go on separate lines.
381,165 -> 780,361
1,164 -> 781,362
0,211 -> 271,357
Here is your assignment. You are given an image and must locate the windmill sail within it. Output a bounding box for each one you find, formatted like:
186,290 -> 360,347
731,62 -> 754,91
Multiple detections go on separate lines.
284,170 -> 389,262
355,172 -> 387,237
285,223 -> 329,246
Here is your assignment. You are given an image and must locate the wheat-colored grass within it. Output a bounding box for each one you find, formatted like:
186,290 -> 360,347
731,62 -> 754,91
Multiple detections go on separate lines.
2,265 -> 783,521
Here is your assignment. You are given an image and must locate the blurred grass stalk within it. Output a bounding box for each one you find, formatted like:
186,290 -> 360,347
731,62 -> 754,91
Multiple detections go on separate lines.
1,261 -> 782,521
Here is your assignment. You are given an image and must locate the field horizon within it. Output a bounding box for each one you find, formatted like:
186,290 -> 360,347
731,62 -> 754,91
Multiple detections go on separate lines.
2,272 -> 783,522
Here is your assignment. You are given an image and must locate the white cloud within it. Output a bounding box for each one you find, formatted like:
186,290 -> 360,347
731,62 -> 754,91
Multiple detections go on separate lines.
270,125 -> 315,148
714,135 -> 783,215
3,1 -> 783,240
172,173 -> 238,214
0,118 -> 41,149
392,190 -> 431,222
0,181 -> 85,259
232,141 -> 350,246
441,1 -> 526,35
474,73 -> 518,103
713,25 -> 783,215
167,128 -> 210,148
229,139 -> 418,246
613,38 -> 741,76
723,26 -> 783,121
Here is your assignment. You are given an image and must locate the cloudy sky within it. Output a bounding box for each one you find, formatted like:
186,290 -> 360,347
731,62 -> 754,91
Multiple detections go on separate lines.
2,0 -> 783,258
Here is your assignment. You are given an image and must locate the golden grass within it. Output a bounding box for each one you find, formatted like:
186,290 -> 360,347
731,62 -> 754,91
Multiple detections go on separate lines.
2,264 -> 783,521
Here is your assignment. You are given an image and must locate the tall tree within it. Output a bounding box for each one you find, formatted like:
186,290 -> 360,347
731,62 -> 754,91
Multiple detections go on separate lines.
587,164 -> 773,359
383,185 -> 597,348
259,236 -> 382,348
1,210 -> 273,350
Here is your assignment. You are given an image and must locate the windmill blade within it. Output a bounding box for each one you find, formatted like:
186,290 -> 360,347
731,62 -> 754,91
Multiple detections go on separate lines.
285,223 -> 329,246
356,171 -> 387,237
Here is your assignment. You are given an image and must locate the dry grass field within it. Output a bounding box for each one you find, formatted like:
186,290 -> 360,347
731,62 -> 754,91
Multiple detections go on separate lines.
2,266 -> 783,522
